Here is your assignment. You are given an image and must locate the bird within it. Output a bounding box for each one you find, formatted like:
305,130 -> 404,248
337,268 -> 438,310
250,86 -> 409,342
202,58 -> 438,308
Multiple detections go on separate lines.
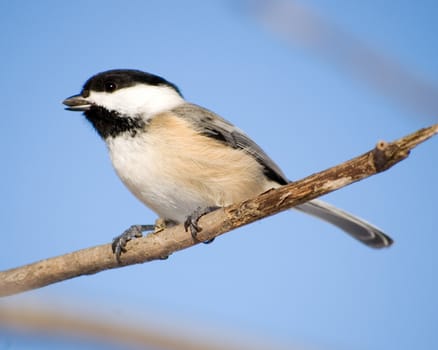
63,69 -> 393,261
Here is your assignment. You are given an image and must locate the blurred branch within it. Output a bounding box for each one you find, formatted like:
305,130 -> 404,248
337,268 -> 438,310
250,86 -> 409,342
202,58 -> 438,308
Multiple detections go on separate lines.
246,0 -> 438,117
0,303 -> 291,350
0,124 -> 437,297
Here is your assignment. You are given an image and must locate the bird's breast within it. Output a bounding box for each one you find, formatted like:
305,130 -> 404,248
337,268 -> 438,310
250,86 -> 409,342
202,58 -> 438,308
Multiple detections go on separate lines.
106,112 -> 270,222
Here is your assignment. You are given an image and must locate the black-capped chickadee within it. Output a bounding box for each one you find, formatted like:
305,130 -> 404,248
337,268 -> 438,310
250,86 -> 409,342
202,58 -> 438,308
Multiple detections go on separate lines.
63,69 -> 393,260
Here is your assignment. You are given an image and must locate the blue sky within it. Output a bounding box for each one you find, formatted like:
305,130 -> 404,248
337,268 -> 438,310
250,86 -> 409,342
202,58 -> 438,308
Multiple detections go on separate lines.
1,1 -> 437,349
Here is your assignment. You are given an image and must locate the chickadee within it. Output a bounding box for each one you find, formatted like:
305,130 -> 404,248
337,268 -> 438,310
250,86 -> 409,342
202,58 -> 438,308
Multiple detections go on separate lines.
63,69 -> 393,260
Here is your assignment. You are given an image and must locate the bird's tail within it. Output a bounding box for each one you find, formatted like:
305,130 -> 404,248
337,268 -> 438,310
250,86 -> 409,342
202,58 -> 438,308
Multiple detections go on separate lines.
295,199 -> 393,248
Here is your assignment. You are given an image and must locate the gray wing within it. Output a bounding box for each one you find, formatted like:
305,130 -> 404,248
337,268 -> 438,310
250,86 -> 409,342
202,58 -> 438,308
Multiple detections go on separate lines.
171,103 -> 289,185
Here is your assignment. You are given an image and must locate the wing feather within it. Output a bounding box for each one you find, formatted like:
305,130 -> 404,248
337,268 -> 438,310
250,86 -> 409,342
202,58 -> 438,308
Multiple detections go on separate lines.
171,103 -> 288,185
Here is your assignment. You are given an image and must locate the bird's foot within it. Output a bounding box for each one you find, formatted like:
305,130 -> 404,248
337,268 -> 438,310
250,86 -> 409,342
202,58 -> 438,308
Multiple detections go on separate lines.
184,206 -> 219,243
112,224 -> 155,263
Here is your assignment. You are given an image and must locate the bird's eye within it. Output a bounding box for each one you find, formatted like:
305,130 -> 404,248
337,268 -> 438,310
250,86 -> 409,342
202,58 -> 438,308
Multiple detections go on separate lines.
104,81 -> 117,92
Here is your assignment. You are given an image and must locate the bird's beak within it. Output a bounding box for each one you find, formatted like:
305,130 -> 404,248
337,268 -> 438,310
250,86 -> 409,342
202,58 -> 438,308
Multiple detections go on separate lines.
63,94 -> 92,111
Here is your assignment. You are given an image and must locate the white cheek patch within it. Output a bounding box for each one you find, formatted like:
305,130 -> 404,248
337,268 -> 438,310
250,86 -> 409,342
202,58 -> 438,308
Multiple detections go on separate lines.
88,84 -> 185,118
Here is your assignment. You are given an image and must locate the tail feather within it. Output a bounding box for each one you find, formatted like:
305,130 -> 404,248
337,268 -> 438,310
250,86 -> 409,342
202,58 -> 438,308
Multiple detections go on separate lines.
295,199 -> 393,248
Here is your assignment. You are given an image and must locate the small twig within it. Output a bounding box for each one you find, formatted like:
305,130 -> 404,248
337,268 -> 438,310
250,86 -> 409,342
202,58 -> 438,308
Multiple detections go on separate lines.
1,124 -> 437,297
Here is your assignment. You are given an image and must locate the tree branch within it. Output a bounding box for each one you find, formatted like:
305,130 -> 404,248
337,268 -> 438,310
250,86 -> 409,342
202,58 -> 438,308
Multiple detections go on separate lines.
1,124 -> 437,297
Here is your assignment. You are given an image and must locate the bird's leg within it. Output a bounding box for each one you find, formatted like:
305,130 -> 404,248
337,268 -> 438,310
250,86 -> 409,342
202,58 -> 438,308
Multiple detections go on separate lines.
184,206 -> 219,243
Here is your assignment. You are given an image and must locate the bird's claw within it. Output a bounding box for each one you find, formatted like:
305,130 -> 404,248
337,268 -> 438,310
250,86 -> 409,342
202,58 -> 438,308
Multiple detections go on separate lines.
112,224 -> 155,263
184,206 -> 219,243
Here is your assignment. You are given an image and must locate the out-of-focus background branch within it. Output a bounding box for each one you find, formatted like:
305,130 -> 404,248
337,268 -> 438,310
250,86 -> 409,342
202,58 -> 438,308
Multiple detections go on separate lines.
0,303 -> 294,350
246,0 -> 438,119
